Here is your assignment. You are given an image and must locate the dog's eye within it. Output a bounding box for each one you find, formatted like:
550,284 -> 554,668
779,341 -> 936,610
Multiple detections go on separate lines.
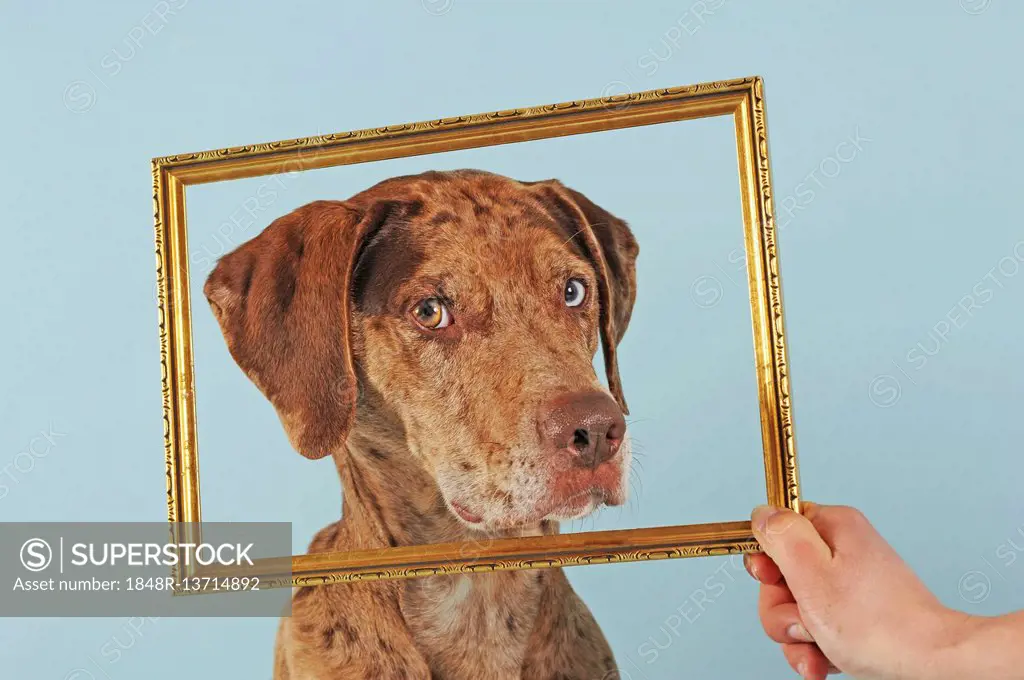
564,278 -> 587,307
412,297 -> 452,329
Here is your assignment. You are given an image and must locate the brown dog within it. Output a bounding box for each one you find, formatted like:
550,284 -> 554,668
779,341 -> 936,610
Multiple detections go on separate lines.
204,170 -> 639,679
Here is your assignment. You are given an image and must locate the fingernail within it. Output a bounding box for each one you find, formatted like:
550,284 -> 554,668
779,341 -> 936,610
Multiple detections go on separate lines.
742,553 -> 758,580
796,661 -> 808,678
787,623 -> 814,642
752,504 -> 781,534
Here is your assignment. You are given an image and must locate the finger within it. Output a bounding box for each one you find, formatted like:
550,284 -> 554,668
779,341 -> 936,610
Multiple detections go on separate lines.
781,642 -> 831,680
805,503 -> 882,555
751,505 -> 832,598
758,600 -> 815,644
744,552 -> 782,585
759,577 -> 794,611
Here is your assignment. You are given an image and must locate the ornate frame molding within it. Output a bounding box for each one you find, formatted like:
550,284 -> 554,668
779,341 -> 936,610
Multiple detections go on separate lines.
154,76 -> 799,589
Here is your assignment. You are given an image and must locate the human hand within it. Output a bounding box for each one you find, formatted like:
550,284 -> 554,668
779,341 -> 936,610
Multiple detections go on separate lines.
744,503 -> 969,680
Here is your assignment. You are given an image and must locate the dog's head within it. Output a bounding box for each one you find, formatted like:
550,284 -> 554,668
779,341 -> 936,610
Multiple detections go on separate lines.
205,170 -> 638,530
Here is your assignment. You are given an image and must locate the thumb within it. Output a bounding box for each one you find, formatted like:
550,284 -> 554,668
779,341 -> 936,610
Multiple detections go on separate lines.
751,505 -> 833,598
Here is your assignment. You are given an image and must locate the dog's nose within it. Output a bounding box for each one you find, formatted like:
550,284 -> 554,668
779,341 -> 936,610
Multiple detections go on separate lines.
538,391 -> 626,469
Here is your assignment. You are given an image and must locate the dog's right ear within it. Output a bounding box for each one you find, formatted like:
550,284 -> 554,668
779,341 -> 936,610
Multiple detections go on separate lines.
528,180 -> 639,414
204,199 -> 400,460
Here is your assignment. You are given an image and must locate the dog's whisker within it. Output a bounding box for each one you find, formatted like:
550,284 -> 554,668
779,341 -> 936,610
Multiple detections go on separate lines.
626,482 -> 642,517
627,471 -> 644,509
627,442 -> 648,456
625,417 -> 656,426
612,499 -> 627,526
561,227 -> 586,246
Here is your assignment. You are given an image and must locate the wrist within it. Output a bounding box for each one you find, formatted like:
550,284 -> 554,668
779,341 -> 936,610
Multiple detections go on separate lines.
898,604 -> 972,680
928,610 -> 1024,680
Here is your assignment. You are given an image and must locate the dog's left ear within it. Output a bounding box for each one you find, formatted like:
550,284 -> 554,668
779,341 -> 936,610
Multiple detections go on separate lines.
530,180 -> 639,414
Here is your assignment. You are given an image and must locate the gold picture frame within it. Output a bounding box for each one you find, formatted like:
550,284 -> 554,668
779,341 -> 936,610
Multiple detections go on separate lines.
154,75 -> 800,590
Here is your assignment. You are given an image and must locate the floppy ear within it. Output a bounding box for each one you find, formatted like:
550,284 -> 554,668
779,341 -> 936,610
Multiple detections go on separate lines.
530,180 -> 639,414
203,199 -> 400,459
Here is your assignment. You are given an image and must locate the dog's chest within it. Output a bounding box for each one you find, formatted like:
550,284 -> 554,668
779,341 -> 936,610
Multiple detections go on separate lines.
401,571 -> 543,679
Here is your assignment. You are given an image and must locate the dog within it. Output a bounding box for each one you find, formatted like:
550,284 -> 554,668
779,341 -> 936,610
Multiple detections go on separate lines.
204,169 -> 639,679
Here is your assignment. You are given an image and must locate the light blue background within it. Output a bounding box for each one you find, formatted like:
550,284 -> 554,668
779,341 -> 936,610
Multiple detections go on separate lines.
2,2 -> 1022,679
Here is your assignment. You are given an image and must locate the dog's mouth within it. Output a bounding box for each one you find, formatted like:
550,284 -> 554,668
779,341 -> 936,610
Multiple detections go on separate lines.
442,431 -> 632,531
449,500 -> 485,525
446,477 -> 620,531
448,490 -> 605,529
538,487 -> 609,522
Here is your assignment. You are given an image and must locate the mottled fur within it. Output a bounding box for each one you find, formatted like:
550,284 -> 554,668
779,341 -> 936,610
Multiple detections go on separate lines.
206,170 -> 639,679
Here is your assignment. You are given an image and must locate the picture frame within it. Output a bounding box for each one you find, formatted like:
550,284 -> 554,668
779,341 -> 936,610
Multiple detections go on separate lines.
153,75 -> 800,590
